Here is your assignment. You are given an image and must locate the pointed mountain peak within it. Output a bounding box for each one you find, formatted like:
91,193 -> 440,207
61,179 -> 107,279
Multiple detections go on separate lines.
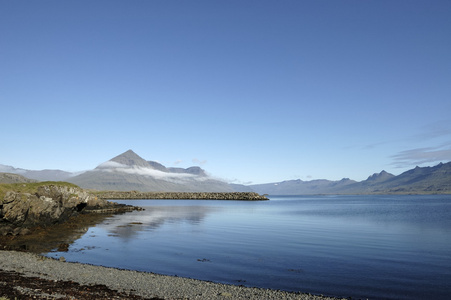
378,170 -> 394,176
367,170 -> 394,181
110,150 -> 151,168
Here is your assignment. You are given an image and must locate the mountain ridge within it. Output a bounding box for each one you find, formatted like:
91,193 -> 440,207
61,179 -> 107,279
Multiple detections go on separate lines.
0,164 -> 74,181
0,173 -> 38,184
250,161 -> 451,195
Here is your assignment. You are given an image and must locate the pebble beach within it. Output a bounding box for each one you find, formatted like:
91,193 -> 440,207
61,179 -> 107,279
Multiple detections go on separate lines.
0,250 -> 344,300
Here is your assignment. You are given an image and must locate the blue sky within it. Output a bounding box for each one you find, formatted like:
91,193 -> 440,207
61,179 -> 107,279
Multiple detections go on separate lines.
1,0 -> 450,184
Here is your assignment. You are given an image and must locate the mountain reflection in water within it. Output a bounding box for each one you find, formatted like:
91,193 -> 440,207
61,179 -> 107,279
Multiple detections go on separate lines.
98,206 -> 219,240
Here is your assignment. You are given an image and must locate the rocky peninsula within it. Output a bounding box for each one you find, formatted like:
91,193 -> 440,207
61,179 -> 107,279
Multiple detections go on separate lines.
0,182 -> 141,236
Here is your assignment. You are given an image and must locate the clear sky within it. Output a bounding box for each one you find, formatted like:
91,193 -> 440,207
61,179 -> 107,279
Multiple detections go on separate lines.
1,0 -> 450,184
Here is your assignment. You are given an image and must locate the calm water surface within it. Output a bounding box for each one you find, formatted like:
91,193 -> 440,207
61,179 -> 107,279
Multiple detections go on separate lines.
45,195 -> 451,299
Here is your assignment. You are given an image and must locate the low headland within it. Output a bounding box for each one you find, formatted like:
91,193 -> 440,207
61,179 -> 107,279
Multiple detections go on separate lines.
0,181 -> 142,237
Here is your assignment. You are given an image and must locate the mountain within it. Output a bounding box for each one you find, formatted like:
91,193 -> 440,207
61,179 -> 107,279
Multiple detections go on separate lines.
369,162 -> 451,193
250,162 -> 451,195
0,164 -> 74,181
68,150 -> 234,192
366,170 -> 395,183
250,178 -> 357,195
0,172 -> 38,184
110,149 -> 151,168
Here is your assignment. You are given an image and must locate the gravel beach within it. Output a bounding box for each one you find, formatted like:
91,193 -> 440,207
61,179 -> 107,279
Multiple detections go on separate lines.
0,250 -> 344,300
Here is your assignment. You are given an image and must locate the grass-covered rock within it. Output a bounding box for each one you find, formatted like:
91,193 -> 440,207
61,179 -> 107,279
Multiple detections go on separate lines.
0,182 -> 139,236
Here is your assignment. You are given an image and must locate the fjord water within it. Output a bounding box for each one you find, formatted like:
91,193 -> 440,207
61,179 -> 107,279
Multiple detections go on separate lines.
45,195 -> 451,300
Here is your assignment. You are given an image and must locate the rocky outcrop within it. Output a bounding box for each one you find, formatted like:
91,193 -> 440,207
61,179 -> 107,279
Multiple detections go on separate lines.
97,191 -> 269,201
0,184 -> 140,236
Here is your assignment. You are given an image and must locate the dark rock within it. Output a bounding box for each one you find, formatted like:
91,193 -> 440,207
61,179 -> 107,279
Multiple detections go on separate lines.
0,184 -> 140,235
57,243 -> 70,252
18,228 -> 31,235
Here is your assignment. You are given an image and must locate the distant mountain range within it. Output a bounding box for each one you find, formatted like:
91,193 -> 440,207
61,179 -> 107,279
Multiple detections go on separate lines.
0,164 -> 74,181
250,162 -> 451,195
1,150 -> 450,194
0,172 -> 37,184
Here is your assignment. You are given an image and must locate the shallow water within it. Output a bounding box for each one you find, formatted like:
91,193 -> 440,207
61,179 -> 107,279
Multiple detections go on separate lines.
45,195 -> 451,300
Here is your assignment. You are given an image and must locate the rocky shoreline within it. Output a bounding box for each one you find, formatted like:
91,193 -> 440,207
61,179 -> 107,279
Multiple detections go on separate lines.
0,183 -> 142,236
96,191 -> 269,201
0,250 -> 344,300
